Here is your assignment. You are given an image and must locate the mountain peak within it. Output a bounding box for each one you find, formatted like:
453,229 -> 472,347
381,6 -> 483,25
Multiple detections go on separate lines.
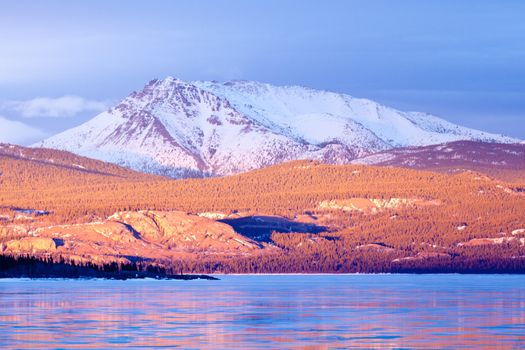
152,75 -> 185,85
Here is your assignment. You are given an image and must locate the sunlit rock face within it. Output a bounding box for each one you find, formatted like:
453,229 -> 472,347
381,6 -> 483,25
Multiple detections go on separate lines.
0,210 -> 261,264
3,237 -> 57,253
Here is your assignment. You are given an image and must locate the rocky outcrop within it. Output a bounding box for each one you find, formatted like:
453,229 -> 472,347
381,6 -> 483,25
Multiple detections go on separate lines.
3,237 -> 57,253
457,236 -> 525,247
318,197 -> 440,214
108,211 -> 260,251
1,210 -> 261,263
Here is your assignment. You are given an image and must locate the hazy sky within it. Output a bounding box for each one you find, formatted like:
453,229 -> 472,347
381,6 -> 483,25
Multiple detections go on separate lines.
1,0 -> 524,144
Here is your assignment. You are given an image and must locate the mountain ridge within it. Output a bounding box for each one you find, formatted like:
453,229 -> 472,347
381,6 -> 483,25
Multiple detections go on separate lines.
352,140 -> 525,182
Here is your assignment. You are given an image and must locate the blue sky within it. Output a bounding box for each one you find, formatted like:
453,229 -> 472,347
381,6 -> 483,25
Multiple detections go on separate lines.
0,0 -> 524,143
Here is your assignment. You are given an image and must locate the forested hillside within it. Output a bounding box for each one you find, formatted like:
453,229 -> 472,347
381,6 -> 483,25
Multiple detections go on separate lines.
1,144 -> 524,273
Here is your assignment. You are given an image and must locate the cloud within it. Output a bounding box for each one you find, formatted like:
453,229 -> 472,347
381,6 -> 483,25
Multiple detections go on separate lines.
0,116 -> 46,145
2,96 -> 108,118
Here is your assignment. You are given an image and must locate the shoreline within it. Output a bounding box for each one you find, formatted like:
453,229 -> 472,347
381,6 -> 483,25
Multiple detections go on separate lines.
2,272 -> 525,281
0,272 -> 218,280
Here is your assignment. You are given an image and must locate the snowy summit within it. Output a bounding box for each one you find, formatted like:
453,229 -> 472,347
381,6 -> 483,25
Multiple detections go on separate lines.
35,77 -> 519,177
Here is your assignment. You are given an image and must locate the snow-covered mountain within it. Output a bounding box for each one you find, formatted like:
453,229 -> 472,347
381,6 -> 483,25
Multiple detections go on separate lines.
35,77 -> 520,177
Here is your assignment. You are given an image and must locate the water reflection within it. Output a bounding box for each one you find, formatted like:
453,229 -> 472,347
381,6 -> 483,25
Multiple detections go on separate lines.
1,275 -> 524,348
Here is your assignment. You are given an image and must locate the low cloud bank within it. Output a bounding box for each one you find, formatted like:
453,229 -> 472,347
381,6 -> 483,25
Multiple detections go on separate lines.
2,96 -> 108,118
0,116 -> 46,145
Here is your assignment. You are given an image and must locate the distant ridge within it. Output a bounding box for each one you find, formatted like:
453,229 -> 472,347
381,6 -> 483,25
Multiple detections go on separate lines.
352,140 -> 525,182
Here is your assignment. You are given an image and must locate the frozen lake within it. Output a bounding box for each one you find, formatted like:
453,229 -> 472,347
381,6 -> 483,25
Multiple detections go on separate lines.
1,274 -> 524,348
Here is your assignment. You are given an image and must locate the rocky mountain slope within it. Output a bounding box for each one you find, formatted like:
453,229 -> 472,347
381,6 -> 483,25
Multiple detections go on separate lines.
35,77 -> 519,177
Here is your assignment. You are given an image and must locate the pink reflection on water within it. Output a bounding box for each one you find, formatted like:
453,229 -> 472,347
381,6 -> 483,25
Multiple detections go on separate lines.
0,275 -> 524,349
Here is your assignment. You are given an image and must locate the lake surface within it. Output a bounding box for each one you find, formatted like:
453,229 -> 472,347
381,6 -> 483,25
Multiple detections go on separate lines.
1,275 -> 524,349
